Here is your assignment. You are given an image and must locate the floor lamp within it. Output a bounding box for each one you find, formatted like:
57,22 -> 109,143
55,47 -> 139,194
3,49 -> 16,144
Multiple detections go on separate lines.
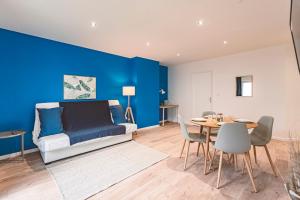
123,86 -> 135,124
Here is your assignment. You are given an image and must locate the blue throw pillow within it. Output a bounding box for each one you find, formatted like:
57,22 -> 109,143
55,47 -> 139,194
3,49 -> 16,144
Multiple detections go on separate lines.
38,107 -> 64,138
110,105 -> 126,124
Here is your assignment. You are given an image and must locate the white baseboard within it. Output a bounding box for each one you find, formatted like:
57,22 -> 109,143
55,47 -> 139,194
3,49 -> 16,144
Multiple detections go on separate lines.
272,136 -> 296,141
138,125 -> 159,131
0,148 -> 39,160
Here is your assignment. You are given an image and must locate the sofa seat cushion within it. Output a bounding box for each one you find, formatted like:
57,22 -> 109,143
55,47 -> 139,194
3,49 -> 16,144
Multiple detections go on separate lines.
66,125 -> 126,145
38,133 -> 70,152
119,123 -> 137,133
37,124 -> 136,152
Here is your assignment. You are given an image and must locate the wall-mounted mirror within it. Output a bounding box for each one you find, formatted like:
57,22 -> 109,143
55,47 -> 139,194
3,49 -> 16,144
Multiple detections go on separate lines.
236,75 -> 253,97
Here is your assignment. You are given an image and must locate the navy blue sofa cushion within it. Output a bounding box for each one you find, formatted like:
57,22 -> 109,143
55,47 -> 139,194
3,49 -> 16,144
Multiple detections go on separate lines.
110,105 -> 126,124
66,124 -> 126,145
38,107 -> 63,138
60,101 -> 113,132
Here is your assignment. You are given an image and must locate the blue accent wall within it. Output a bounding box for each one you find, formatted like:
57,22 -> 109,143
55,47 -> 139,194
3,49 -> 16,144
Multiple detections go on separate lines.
0,28 -> 165,156
159,66 -> 168,121
131,57 -> 160,128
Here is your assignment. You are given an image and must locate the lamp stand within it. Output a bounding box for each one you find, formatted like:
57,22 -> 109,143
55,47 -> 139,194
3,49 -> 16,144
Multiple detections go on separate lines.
125,96 -> 135,124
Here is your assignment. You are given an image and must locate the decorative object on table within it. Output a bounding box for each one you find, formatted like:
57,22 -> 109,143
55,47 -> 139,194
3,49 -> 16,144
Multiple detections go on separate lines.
164,100 -> 169,105
0,130 -> 26,160
123,86 -> 135,123
46,141 -> 168,200
216,113 -> 224,122
64,75 -> 96,100
285,129 -> 300,200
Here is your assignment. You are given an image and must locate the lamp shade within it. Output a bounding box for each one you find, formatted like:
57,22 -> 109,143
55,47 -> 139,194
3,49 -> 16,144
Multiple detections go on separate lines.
122,86 -> 135,96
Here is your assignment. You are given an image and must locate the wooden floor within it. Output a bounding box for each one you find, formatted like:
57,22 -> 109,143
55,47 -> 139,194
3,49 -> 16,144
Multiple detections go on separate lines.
0,123 -> 290,200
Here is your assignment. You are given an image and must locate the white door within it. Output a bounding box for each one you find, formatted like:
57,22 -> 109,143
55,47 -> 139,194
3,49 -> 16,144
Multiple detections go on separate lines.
191,72 -> 212,117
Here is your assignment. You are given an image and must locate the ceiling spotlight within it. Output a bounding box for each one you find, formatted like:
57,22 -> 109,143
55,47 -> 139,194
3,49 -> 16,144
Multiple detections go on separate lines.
146,42 -> 150,46
91,21 -> 96,28
197,20 -> 204,26
223,40 -> 228,45
176,53 -> 181,57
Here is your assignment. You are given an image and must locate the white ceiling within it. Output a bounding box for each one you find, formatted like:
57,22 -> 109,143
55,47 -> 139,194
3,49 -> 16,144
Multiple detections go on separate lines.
0,0 -> 292,66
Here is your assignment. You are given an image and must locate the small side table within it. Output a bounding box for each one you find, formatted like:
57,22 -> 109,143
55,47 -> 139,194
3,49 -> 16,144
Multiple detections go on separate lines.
0,130 -> 26,160
160,104 -> 179,126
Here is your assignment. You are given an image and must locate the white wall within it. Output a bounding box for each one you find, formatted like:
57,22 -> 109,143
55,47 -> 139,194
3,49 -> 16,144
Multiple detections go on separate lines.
169,43 -> 300,139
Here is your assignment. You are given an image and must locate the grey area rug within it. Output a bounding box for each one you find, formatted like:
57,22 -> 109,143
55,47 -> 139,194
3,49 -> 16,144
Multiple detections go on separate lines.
46,141 -> 168,200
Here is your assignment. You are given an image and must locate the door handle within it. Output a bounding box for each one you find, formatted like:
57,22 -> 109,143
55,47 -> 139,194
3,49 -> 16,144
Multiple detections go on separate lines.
209,97 -> 212,103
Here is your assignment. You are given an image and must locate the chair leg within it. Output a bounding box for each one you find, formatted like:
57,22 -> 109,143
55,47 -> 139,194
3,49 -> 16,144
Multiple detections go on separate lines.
216,151 -> 224,189
243,153 -> 258,193
242,159 -> 245,174
179,140 -> 186,158
234,154 -> 238,171
264,145 -> 277,177
253,145 -> 258,164
209,148 -> 217,171
226,153 -> 231,162
184,141 -> 191,170
246,152 -> 253,174
201,143 -> 206,158
197,142 -> 201,157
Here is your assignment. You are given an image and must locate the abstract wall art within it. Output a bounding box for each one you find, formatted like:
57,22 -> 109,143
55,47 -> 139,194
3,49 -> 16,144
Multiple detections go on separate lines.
64,75 -> 96,99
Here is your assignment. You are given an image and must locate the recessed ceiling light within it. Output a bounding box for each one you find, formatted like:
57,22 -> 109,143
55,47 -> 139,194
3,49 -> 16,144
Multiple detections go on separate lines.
197,20 -> 204,26
91,21 -> 96,28
223,40 -> 228,45
176,53 -> 181,57
146,42 -> 150,46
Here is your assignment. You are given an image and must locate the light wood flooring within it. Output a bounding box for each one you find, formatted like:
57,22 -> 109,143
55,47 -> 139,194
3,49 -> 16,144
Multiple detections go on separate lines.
0,123 -> 291,200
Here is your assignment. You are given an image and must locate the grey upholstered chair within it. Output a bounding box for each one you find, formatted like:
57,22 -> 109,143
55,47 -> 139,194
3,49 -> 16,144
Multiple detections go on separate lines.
251,116 -> 277,176
178,115 -> 206,170
211,123 -> 257,192
202,111 -> 218,136
202,111 -> 216,117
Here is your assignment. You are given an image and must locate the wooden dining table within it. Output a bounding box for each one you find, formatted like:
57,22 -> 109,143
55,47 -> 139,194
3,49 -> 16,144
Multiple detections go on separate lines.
191,117 -> 258,175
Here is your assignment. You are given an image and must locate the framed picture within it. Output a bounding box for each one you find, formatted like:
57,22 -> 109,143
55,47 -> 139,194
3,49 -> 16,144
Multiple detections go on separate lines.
63,75 -> 96,100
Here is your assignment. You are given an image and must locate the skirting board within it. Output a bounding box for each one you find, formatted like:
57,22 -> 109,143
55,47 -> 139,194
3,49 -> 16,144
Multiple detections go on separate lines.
272,136 -> 297,142
138,125 -> 159,131
0,148 -> 39,160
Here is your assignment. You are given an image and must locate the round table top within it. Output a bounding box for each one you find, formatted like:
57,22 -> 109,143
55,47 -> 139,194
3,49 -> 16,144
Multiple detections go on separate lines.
0,130 -> 26,139
191,117 -> 257,129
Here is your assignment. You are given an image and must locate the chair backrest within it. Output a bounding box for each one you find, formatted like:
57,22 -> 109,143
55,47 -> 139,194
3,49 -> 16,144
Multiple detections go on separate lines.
215,123 -> 251,154
251,116 -> 274,144
178,115 -> 191,140
202,111 -> 216,117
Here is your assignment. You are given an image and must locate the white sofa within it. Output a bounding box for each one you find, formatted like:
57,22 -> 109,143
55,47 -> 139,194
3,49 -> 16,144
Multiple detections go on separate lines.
32,100 -> 137,164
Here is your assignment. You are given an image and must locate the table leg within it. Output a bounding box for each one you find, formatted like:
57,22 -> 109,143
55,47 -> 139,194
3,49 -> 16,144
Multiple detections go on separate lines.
21,134 -> 24,160
200,125 -> 203,134
162,108 -> 165,126
204,127 -> 211,175
176,107 -> 178,123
